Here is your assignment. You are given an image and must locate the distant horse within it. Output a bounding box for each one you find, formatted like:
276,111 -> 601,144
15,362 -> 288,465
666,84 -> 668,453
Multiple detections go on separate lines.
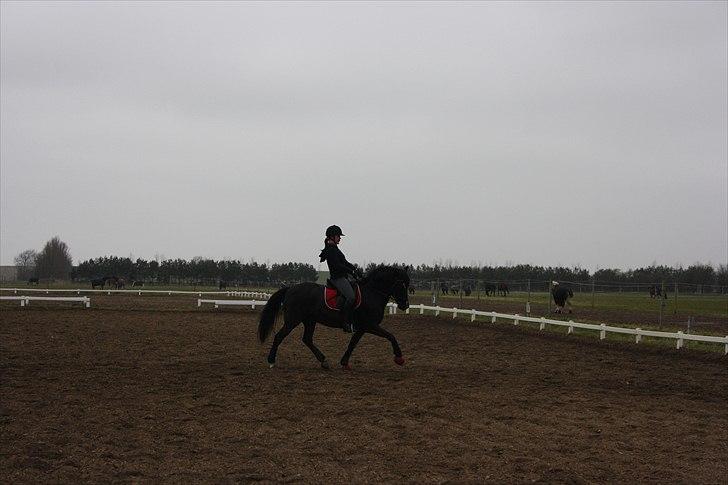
132,280 -> 144,287
27,277 -> 39,285
91,277 -> 106,289
463,285 -> 472,297
649,285 -> 662,299
440,283 -> 449,295
259,265 -> 410,369
219,280 -> 228,290
498,283 -> 509,297
483,283 -> 496,296
450,287 -> 458,295
115,278 -> 125,289
408,286 -> 415,295
552,285 -> 574,314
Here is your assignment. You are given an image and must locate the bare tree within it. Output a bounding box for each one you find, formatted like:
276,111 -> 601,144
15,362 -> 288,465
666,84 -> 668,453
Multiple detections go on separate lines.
14,249 -> 38,280
34,236 -> 73,280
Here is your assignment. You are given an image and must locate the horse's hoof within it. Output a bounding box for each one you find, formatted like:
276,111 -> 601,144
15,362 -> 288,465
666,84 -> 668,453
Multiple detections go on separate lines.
342,363 -> 352,371
268,362 -> 275,368
394,356 -> 405,366
321,360 -> 331,370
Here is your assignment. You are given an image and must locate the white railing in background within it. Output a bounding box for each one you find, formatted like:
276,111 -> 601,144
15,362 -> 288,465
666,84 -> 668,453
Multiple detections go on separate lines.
3,287 -> 724,354
392,303 -> 728,354
197,299 -> 266,309
1,295 -> 91,308
0,287 -> 271,299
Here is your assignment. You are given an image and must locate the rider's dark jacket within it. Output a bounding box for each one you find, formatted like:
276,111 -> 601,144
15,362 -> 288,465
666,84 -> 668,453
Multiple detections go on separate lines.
319,241 -> 356,279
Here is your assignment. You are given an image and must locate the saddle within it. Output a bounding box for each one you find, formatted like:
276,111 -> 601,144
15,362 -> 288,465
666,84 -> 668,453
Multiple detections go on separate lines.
324,280 -> 362,311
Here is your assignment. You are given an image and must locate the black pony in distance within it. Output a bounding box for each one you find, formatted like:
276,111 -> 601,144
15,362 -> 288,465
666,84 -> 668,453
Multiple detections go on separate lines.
258,265 -> 410,370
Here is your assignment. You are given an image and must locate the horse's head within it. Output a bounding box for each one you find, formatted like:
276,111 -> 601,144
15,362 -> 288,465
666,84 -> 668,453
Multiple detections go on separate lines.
364,265 -> 410,311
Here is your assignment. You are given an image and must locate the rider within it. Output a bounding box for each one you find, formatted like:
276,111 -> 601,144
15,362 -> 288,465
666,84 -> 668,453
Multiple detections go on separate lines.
319,225 -> 359,333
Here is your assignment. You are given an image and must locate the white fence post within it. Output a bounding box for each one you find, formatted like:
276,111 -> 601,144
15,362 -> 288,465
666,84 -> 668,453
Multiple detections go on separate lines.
539,317 -> 546,331
676,331 -> 684,350
435,306 -> 440,316
568,320 -> 574,334
471,309 -> 476,322
197,299 -> 201,307
419,304 -> 424,315
513,314 -> 519,325
452,307 -> 457,319
490,312 -> 496,323
600,324 -> 606,340
635,328 -> 642,343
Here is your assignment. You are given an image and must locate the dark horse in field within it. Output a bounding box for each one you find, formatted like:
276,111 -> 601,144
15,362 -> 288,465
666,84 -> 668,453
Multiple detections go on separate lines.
27,277 -> 39,285
259,265 -> 410,369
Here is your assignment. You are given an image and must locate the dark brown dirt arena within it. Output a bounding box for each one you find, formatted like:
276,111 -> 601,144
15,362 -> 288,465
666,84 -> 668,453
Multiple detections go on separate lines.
2,296 -> 727,483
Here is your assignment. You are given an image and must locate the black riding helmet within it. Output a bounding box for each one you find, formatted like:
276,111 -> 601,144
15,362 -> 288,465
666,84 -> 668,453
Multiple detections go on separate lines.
326,225 -> 344,238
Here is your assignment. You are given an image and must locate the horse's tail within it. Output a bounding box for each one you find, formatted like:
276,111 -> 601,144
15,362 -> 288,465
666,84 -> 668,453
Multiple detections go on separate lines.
258,287 -> 288,343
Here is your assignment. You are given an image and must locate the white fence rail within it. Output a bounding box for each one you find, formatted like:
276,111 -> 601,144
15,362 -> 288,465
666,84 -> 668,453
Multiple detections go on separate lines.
1,287 -> 271,298
3,287 -> 724,354
1,295 -> 91,308
393,303 -> 728,354
197,299 -> 266,309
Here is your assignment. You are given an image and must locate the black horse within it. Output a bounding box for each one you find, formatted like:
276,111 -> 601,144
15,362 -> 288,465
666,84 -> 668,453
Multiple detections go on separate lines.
483,283 -> 496,296
498,282 -> 509,297
27,277 -> 39,285
91,277 -> 106,289
552,286 -> 574,313
219,280 -> 228,290
258,265 -> 410,370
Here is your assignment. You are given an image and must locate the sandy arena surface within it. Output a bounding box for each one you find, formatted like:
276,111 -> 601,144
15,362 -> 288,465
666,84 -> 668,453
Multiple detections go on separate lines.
1,297 -> 727,483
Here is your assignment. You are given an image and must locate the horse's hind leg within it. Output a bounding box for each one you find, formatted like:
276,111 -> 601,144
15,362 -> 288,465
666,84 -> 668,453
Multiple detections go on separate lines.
301,322 -> 329,369
267,320 -> 299,367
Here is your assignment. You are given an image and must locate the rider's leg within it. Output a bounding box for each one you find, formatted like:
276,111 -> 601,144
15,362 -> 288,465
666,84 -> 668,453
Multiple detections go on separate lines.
332,277 -> 355,332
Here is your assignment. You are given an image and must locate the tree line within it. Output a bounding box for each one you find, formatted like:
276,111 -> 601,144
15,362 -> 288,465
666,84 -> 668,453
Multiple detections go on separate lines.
399,262 -> 728,292
13,237 -> 727,290
72,256 -> 318,285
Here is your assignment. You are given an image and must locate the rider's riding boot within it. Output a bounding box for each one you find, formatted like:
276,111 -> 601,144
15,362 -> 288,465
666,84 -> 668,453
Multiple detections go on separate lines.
341,304 -> 355,333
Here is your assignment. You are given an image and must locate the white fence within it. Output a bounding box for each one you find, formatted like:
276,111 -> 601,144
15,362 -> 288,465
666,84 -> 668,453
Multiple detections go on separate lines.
197,299 -> 266,309
393,303 -> 728,354
3,286 -> 725,354
1,295 -> 91,308
0,287 -> 271,298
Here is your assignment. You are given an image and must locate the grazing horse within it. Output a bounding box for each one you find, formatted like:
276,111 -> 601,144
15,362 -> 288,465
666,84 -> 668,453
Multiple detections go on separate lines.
483,283 -> 496,296
498,283 -> 509,297
91,277 -> 106,289
259,265 -> 410,369
440,283 -> 449,295
132,280 -> 144,287
552,285 -> 574,314
27,277 -> 39,285
115,278 -> 125,289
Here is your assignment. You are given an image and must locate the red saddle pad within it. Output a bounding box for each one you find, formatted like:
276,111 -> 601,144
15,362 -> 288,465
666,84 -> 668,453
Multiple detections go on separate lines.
324,285 -> 362,311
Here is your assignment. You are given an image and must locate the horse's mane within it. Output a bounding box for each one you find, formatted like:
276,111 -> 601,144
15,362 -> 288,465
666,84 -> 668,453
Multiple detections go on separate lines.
360,265 -> 409,287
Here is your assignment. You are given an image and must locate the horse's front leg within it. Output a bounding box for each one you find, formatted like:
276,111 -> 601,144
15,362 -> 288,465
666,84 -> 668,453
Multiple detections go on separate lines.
339,330 -> 365,370
368,325 -> 405,366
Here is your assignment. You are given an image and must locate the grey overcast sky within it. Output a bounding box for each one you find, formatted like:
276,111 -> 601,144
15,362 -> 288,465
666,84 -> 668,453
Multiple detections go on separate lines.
1,1 -> 726,271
